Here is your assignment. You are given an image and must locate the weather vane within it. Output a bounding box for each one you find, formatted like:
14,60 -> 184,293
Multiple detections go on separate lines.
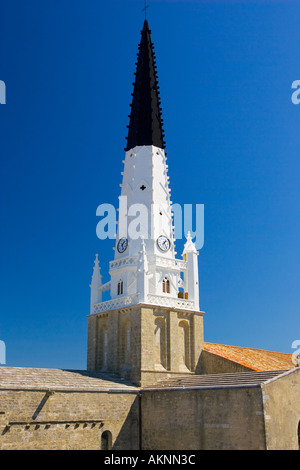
142,0 -> 149,20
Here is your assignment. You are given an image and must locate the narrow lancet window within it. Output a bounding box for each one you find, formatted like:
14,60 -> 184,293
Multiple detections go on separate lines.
101,430 -> 112,450
162,277 -> 170,294
118,280 -> 123,296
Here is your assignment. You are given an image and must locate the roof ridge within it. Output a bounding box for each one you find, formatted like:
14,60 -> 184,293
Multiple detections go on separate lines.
143,369 -> 289,391
0,367 -> 139,391
204,342 -> 293,355
261,367 -> 299,385
203,342 -> 294,372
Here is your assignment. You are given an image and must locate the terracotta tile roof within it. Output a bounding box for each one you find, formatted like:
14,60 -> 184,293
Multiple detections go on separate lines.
0,367 -> 138,392
203,342 -> 297,371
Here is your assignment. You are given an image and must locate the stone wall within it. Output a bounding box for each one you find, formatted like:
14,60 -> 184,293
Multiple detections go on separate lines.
262,368 -> 300,450
0,389 -> 139,450
196,349 -> 253,375
1,369 -> 299,450
140,386 -> 266,450
87,305 -> 204,387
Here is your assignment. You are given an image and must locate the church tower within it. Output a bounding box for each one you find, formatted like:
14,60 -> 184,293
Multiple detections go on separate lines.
87,20 -> 204,386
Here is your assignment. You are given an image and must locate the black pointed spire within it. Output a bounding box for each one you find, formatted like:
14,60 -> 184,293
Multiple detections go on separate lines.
125,20 -> 166,152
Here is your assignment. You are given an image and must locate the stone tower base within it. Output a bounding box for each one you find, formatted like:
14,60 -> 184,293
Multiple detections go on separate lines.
87,304 -> 204,387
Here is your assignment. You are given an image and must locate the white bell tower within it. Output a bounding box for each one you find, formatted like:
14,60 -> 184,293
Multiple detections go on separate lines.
90,20 -> 200,316
87,19 -> 204,386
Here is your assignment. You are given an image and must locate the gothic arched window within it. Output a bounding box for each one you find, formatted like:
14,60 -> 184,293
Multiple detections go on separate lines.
162,277 -> 170,294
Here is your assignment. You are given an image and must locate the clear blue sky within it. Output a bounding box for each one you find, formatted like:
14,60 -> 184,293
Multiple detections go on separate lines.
0,0 -> 299,369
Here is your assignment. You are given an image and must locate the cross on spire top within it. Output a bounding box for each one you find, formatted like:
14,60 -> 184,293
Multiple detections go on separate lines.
142,0 -> 149,20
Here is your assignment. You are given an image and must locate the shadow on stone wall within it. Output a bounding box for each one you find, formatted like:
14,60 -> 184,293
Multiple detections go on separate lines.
195,349 -> 251,375
113,395 -> 140,450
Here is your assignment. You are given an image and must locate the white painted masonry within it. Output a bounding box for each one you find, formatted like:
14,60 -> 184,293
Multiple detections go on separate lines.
90,145 -> 200,314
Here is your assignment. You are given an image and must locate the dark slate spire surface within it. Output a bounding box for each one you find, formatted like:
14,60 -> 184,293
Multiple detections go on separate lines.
125,20 -> 166,151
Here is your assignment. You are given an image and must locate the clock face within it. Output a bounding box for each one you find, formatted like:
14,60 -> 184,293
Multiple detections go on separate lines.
117,238 -> 128,253
157,235 -> 171,253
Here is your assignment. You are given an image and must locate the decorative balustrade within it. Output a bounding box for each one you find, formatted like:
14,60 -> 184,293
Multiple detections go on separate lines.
93,293 -> 195,314
148,255 -> 187,271
109,257 -> 138,271
110,254 -> 187,272
93,294 -> 139,313
146,294 -> 195,310
174,259 -> 187,271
